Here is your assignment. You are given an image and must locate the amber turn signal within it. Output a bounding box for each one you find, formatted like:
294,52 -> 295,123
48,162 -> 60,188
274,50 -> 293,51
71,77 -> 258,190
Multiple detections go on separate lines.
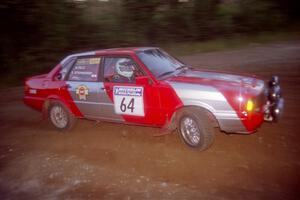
246,99 -> 254,112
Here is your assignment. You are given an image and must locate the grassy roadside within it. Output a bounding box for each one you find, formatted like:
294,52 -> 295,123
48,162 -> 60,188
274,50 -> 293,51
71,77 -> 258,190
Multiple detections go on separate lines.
164,30 -> 300,56
1,30 -> 300,88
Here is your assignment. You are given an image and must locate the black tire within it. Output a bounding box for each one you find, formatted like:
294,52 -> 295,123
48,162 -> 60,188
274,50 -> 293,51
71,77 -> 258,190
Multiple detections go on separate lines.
177,107 -> 215,151
48,101 -> 76,131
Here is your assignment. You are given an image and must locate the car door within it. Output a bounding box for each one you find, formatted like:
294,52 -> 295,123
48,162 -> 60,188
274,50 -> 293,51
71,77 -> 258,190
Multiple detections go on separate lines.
66,56 -> 123,121
101,55 -> 164,125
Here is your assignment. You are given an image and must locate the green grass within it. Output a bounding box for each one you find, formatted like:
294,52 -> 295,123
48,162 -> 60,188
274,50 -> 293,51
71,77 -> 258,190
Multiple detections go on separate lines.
164,30 -> 300,56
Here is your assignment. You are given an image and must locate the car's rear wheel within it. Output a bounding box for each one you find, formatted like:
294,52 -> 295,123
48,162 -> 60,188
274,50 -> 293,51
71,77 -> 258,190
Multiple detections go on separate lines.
177,107 -> 215,151
48,102 -> 76,131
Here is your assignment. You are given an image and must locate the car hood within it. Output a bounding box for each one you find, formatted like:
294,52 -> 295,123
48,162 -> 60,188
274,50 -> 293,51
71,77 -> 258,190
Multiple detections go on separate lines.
166,69 -> 265,96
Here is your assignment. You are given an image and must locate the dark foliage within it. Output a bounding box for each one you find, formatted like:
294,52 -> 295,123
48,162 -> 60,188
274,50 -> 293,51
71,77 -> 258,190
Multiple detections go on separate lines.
0,0 -> 298,84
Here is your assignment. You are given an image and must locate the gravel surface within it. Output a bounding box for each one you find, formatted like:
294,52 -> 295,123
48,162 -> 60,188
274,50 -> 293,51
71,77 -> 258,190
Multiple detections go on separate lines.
0,41 -> 300,200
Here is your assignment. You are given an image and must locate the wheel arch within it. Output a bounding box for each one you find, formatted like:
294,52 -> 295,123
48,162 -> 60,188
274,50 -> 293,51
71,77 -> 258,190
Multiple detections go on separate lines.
167,105 -> 219,131
42,95 -> 75,119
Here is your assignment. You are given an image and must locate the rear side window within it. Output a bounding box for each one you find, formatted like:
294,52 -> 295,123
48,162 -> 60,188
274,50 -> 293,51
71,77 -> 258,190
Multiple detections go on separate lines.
59,57 -> 75,80
68,57 -> 101,82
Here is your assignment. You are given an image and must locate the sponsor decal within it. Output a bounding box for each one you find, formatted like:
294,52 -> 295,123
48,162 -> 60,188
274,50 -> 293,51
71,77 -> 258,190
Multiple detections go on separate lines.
114,87 -> 142,97
76,58 -> 100,65
89,58 -> 101,64
76,85 -> 89,100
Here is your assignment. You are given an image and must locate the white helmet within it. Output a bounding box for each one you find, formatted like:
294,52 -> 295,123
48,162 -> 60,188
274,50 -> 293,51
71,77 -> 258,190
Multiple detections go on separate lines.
116,58 -> 134,78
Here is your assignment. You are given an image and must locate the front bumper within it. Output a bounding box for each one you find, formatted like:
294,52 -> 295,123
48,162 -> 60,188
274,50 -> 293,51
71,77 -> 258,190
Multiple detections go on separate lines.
264,76 -> 284,122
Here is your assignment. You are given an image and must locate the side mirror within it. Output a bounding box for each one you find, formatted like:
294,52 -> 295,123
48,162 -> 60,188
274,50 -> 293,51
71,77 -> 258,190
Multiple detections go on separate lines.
136,76 -> 150,85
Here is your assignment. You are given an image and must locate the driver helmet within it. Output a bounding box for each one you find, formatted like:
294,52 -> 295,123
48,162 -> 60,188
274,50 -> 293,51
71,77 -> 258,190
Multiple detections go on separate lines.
115,58 -> 134,78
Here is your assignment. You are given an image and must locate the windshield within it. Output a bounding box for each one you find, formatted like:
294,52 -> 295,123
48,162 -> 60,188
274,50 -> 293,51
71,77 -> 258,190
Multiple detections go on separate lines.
137,49 -> 184,78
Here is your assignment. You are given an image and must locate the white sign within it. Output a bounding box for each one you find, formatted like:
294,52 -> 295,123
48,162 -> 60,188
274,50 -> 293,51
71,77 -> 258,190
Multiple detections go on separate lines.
113,86 -> 144,116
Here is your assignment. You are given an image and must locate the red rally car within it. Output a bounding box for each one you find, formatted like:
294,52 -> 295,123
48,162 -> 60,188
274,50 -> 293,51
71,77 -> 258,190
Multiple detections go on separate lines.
23,47 -> 284,150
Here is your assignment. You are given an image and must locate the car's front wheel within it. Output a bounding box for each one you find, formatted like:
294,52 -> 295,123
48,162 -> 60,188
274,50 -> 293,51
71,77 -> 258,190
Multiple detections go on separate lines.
177,107 -> 215,151
48,102 -> 76,131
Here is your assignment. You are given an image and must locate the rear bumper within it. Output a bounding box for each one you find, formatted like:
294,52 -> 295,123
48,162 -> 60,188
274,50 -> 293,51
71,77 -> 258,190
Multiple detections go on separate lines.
23,96 -> 44,111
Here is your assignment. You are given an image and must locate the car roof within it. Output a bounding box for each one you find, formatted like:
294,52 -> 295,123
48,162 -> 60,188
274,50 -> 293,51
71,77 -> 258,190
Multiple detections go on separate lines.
60,47 -> 158,65
96,47 -> 158,53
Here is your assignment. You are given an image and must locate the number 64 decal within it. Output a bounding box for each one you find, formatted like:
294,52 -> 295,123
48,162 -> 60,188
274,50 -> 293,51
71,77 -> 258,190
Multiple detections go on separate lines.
113,86 -> 144,116
120,97 -> 134,113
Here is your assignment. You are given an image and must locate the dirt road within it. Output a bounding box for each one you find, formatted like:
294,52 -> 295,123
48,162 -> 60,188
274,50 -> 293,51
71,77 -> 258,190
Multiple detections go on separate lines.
1,41 -> 300,200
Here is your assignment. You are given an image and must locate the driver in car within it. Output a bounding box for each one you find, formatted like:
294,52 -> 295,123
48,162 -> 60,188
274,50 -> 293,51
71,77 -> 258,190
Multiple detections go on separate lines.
113,58 -> 136,83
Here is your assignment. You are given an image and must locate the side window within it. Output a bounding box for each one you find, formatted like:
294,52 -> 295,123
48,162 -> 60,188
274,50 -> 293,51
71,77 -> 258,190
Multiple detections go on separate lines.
68,57 -> 101,82
103,57 -> 143,83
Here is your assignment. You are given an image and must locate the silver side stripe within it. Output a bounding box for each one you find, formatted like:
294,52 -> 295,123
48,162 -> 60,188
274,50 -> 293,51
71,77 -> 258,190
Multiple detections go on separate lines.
74,101 -> 113,106
175,90 -> 226,102
214,111 -> 240,119
168,81 -> 247,133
